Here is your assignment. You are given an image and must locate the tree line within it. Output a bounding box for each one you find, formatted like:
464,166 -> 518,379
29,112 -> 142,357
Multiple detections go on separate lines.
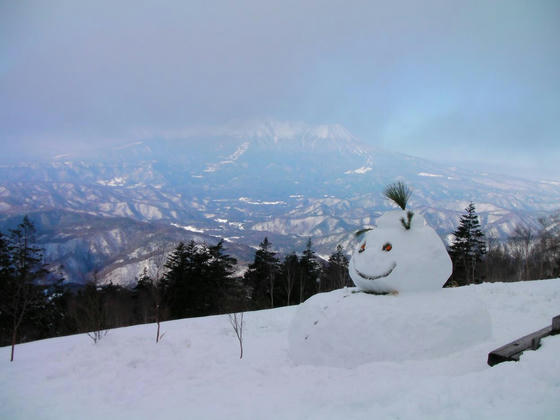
0,219 -> 351,358
2,205 -> 559,359
446,202 -> 560,286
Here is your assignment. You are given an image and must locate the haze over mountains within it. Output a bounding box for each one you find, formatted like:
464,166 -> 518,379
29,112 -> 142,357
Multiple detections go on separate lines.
1,120 -> 559,286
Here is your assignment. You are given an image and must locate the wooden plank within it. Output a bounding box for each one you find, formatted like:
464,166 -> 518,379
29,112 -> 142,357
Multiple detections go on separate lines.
552,315 -> 560,335
488,326 -> 551,366
488,314 -> 560,367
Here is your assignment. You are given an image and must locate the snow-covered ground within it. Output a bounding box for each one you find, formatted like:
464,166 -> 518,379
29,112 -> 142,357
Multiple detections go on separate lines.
1,280 -> 560,419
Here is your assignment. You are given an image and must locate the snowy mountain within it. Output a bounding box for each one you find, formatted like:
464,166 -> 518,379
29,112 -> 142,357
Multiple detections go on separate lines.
1,279 -> 559,419
1,120 -> 559,285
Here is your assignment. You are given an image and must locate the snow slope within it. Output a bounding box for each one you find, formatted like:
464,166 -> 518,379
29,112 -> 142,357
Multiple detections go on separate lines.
1,280 -> 560,419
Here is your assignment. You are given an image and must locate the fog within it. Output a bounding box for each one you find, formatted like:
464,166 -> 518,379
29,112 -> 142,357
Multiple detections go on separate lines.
1,0 -> 558,177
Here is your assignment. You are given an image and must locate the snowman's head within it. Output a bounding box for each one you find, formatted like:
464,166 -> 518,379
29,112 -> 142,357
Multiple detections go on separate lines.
349,210 -> 451,293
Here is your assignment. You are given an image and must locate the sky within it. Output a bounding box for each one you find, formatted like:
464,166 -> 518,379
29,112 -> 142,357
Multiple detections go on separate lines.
1,0 -> 559,179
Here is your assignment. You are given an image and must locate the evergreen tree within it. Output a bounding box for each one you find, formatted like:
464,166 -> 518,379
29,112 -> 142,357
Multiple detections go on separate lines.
163,239 -> 237,318
0,232 -> 13,346
244,237 -> 280,309
0,216 -> 50,360
448,202 -> 487,286
163,241 -> 200,318
134,268 -> 151,323
205,239 -> 238,313
321,245 -> 350,291
298,238 -> 320,301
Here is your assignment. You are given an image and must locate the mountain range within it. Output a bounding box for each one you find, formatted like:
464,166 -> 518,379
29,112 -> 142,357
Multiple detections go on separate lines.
1,120 -> 559,286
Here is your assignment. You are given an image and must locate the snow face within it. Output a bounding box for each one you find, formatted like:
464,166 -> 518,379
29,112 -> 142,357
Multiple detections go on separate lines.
349,210 -> 452,293
289,288 -> 492,367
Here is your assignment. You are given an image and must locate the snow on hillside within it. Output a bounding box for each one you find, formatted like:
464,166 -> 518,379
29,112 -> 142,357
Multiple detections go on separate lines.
1,280 -> 560,419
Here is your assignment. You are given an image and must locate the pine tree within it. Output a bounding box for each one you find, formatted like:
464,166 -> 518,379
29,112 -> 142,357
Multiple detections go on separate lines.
163,239 -> 238,318
0,232 -> 13,346
321,245 -> 350,291
206,239 -> 238,313
207,240 -> 237,282
163,241 -> 202,318
298,238 -> 320,301
448,202 -> 487,286
134,267 -> 155,324
244,237 -> 280,309
0,216 -> 49,360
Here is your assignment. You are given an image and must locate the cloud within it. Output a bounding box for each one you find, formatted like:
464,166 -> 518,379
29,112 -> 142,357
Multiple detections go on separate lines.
0,0 -> 559,177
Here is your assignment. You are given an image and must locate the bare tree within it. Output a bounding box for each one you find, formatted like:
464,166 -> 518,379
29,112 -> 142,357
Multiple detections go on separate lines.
1,269 -> 43,361
84,285 -> 109,344
282,253 -> 298,306
228,312 -> 244,359
510,225 -> 535,281
151,245 -> 169,343
483,234 -> 510,282
536,224 -> 560,279
135,244 -> 170,343
70,272 -> 109,344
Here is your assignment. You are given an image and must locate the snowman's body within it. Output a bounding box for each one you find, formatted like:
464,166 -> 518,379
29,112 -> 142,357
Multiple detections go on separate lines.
349,210 -> 452,293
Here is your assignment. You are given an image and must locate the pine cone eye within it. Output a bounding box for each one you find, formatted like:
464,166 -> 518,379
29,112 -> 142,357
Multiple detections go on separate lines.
382,243 -> 392,252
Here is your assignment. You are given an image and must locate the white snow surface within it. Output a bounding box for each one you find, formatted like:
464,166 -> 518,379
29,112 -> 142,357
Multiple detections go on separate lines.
1,280 -> 560,420
170,222 -> 205,233
418,172 -> 443,178
350,210 -> 452,293
344,166 -> 372,175
288,288 -> 492,367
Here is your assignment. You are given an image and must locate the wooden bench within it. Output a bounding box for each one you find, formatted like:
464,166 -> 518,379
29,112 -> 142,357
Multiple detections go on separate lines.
488,315 -> 560,367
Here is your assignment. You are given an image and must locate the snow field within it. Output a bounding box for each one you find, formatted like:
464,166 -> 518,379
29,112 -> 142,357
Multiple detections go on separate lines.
1,279 -> 559,419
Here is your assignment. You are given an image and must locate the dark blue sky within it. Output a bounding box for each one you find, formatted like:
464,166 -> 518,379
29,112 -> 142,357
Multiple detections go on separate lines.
1,0 -> 559,178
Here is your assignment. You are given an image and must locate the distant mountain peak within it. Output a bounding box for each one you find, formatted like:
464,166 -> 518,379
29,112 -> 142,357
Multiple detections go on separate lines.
221,119 -> 357,143
307,123 -> 355,142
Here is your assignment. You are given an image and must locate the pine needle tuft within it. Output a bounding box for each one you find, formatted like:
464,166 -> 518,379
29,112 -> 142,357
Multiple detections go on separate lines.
400,210 -> 414,230
384,182 -> 412,210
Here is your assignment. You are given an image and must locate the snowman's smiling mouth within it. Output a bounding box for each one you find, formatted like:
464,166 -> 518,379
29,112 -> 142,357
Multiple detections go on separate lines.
355,262 -> 397,281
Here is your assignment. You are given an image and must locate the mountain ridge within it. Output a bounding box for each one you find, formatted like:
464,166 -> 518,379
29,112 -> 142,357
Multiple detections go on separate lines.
1,120 -> 559,286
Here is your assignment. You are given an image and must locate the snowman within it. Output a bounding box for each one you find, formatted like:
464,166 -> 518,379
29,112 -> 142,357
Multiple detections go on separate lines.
287,182 -> 490,368
349,182 -> 452,294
